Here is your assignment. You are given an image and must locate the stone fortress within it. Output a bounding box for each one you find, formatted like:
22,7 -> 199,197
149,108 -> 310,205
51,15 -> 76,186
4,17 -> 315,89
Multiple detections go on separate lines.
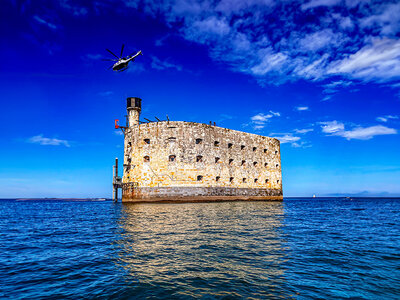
121,97 -> 283,202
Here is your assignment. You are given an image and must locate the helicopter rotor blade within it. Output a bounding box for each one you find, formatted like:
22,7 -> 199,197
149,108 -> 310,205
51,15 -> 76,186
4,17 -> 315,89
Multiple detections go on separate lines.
102,58 -> 118,61
106,48 -> 119,59
120,44 -> 125,57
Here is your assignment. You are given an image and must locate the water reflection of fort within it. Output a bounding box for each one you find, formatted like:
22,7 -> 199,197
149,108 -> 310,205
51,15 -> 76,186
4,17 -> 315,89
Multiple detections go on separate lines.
114,202 -> 289,298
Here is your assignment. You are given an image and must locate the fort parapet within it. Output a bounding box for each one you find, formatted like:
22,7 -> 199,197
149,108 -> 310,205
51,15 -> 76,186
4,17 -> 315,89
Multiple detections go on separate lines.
121,97 -> 283,202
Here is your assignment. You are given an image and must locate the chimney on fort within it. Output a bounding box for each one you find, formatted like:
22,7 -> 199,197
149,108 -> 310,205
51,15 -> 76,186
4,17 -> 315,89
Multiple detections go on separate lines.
127,97 -> 141,127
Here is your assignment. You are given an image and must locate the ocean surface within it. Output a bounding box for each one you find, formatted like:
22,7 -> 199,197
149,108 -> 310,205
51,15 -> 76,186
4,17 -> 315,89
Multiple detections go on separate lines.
1,198 -> 399,299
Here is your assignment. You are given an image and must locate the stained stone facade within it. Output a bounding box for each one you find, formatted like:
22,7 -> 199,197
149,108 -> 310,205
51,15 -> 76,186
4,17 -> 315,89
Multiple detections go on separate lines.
122,97 -> 283,202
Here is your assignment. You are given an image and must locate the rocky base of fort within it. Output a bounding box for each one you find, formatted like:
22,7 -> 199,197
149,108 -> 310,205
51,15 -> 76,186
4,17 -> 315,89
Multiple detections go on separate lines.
122,186 -> 283,202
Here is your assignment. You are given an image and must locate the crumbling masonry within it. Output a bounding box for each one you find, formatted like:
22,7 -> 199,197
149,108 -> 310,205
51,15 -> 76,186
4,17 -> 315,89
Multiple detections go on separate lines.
122,97 -> 283,202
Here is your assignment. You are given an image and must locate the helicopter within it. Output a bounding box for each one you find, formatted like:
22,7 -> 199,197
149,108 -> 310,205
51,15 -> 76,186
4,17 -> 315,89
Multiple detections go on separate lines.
103,44 -> 142,72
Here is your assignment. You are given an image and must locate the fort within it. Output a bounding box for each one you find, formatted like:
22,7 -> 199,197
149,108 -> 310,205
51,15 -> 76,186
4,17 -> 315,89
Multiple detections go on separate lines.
118,97 -> 283,202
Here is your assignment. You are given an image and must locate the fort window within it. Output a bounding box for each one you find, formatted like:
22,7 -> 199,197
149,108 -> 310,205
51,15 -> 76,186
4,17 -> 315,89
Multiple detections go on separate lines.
216,176 -> 220,182
229,159 -> 234,165
144,156 -> 150,162
228,143 -> 233,149
168,137 -> 176,142
253,161 -> 258,166
169,155 -> 176,162
127,158 -> 131,164
241,160 -> 246,166
214,141 -> 220,147
264,162 -> 268,167
254,178 -> 258,183
242,178 -> 247,183
275,150 -> 278,154
144,139 -> 150,144
196,138 -> 203,144
197,175 -> 203,181
276,164 -> 279,168
241,145 -> 245,150
253,147 -> 257,151
264,148 -> 267,153
265,179 -> 269,183
196,155 -> 203,162
277,180 -> 280,184
215,157 -> 220,163
128,142 -> 132,148
229,177 -> 234,183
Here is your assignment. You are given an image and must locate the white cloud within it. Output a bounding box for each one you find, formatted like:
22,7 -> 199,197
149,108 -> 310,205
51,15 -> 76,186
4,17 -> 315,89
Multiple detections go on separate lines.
294,128 -> 314,134
328,38 -> 400,82
250,111 -> 280,129
376,115 -> 399,122
272,134 -> 301,146
33,15 -> 57,30
301,0 -> 341,10
151,56 -> 182,71
335,125 -> 397,140
320,121 -> 397,140
99,91 -> 113,97
320,121 -> 345,133
296,106 -> 309,111
58,0 -> 400,85
28,135 -> 70,147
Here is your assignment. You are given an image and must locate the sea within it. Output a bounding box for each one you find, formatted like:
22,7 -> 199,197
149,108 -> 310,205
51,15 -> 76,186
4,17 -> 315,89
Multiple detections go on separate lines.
0,198 -> 399,299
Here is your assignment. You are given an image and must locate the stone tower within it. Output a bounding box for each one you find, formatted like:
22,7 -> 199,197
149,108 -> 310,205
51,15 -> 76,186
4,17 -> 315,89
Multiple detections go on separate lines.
127,97 -> 141,127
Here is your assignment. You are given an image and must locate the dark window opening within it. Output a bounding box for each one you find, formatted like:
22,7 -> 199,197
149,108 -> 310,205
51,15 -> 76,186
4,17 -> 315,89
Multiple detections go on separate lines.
242,178 -> 247,183
214,141 -> 220,147
265,179 -> 269,183
216,176 -> 220,182
275,150 -> 278,154
229,177 -> 234,183
197,175 -> 203,181
196,138 -> 203,144
196,155 -> 203,162
128,142 -> 132,148
277,180 -> 280,184
241,145 -> 245,150
144,139 -> 150,144
253,161 -> 258,166
215,157 -> 220,163
241,160 -> 246,166
253,147 -> 257,152
228,143 -> 233,149
229,159 -> 234,165
144,156 -> 150,162
168,137 -> 176,142
264,148 -> 267,153
276,164 -> 279,168
169,155 -> 176,162
254,178 -> 258,183
264,162 -> 268,167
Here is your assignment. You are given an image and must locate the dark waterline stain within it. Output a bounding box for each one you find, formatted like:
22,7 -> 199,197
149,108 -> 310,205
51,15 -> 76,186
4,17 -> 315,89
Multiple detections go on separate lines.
0,198 -> 399,299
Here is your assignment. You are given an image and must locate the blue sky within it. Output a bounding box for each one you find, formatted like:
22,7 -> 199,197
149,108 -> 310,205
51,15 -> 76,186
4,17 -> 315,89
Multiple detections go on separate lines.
1,0 -> 399,198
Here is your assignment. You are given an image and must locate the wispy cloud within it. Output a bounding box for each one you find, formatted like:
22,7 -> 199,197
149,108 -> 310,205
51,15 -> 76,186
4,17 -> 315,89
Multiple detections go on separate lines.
250,111 -> 280,129
294,128 -> 314,134
98,91 -> 113,97
27,134 -> 71,147
376,115 -> 398,122
33,15 -> 57,30
319,121 -> 397,140
151,56 -> 182,71
111,0 -> 400,87
295,106 -> 309,111
84,54 -> 103,60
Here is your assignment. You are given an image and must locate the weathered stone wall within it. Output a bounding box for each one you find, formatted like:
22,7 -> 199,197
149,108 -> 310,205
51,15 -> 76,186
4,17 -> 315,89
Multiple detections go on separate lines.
122,121 -> 282,201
